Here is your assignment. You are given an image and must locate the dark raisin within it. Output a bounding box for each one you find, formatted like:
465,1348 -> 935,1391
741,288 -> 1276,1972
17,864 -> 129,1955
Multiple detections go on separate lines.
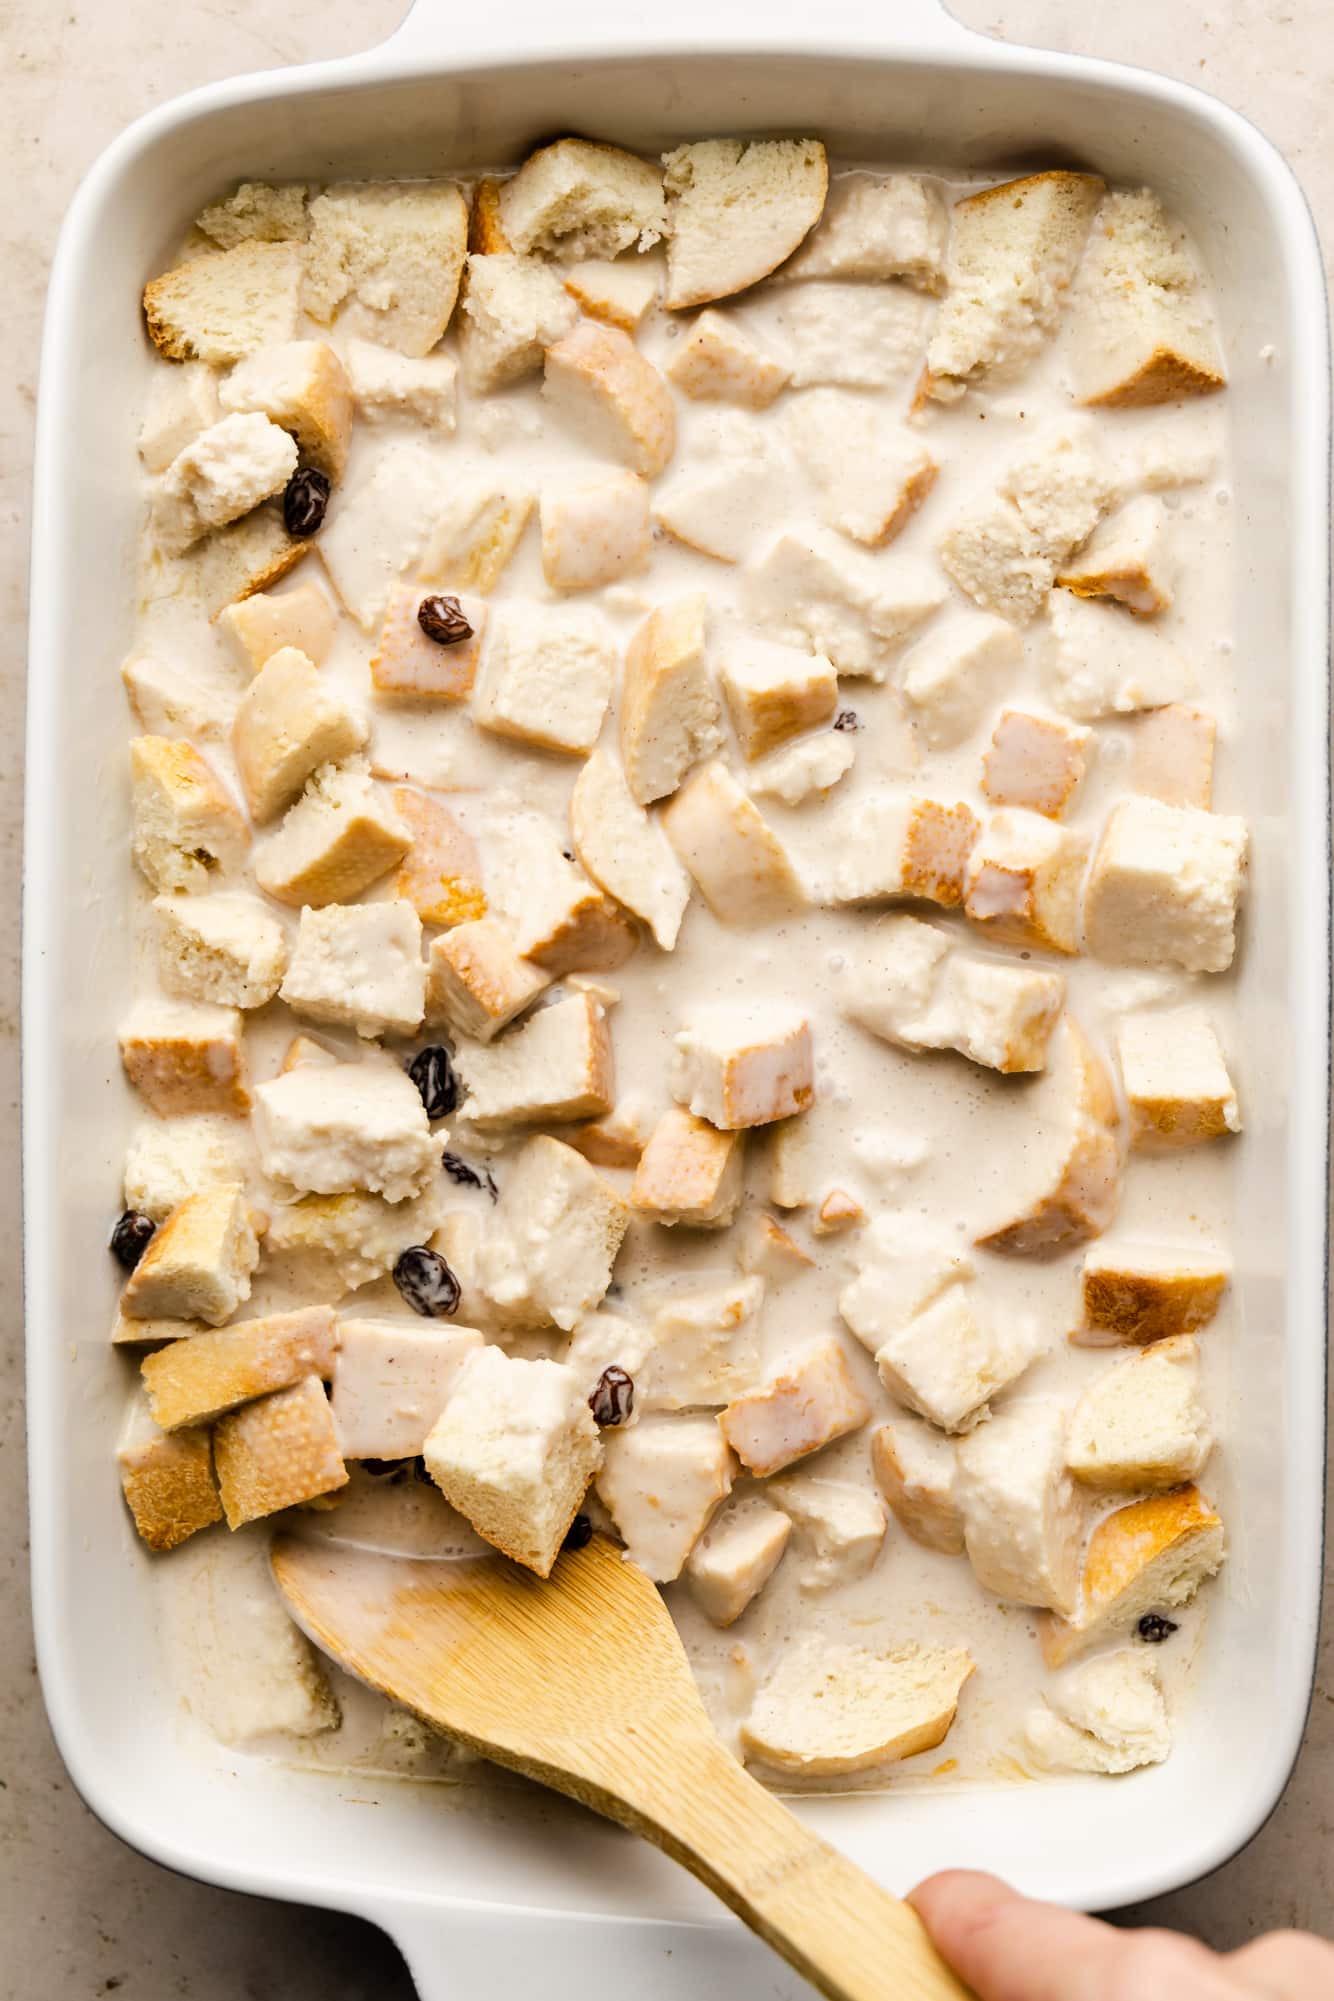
589,1366 -> 635,1427
283,467 -> 331,537
562,1513 -> 593,1551
408,1045 -> 457,1120
362,1458 -> 412,1482
417,594 -> 474,645
1136,1613 -> 1179,1645
393,1246 -> 461,1318
442,1152 -> 498,1200
110,1210 -> 156,1271
833,710 -> 860,733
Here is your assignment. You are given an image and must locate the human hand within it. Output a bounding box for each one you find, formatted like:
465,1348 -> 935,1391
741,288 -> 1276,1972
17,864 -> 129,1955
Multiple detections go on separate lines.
910,1869 -> 1334,1999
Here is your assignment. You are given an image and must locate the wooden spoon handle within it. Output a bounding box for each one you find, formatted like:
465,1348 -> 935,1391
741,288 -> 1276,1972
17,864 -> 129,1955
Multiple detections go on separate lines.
605,1729 -> 975,2001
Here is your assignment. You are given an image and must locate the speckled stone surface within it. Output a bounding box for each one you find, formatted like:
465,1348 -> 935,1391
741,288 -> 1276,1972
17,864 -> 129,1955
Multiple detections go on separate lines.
2,3 -> 1330,1992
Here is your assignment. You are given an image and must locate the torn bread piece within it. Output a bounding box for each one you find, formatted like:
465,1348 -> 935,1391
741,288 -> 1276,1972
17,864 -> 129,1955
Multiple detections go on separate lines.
639,1276 -> 763,1409
254,761 -> 412,908
472,603 -> 616,757
279,900 -> 426,1040
876,1288 -> 1041,1435
975,1014 -> 1122,1255
744,530 -> 945,680
153,412 -> 298,556
140,1306 -> 337,1431
153,892 -> 287,1010
787,392 -> 937,548
839,1213 -> 973,1357
423,1347 -> 601,1577
955,1400 -> 1083,1612
165,1529 -> 338,1741
196,181 -> 309,249
143,240 -> 304,365
662,760 -> 806,925
899,613 -> 1021,753
331,1320 -> 484,1460
774,171 -> 948,290
828,789 -> 980,910
1072,188 -> 1225,408
130,735 -> 247,895
392,787 -> 486,927
315,443 -> 446,631
458,251 -> 580,393
540,472 -> 650,593
838,914 -> 1064,1076
370,587 -> 486,704
220,338 -> 353,480
120,1185 -> 260,1328
570,748 -> 692,951
118,1401 -> 223,1552
417,480 -> 534,595
719,637 -> 837,761
264,1185 -> 444,1295
213,1375 -> 348,1528
596,1415 -> 735,1580
232,646 -> 367,823
425,917 -> 550,1041
542,321 -> 675,478
196,506 -> 307,618
122,654 -> 232,744
1024,1652 -> 1171,1775
1042,1485 -> 1224,1667
741,1639 -> 973,1778
138,364 -> 221,474
963,809 -> 1089,956
1129,703 -> 1217,811
345,338 -> 458,428
666,311 -> 791,409
303,180 -> 468,356
1079,1242 -> 1229,1346
1067,1335 -> 1212,1490
685,1498 -> 791,1627
620,594 -> 721,807
457,993 -> 615,1132
498,138 -> 667,260
473,1136 -> 630,1331
736,1211 -> 814,1283
252,1062 -> 436,1203
719,1335 -> 869,1477
487,813 -> 638,974
766,1474 -> 887,1590
937,424 -> 1118,623
871,1420 -> 964,1555
119,1000 -> 249,1117
1085,797 -> 1249,974
982,710 -> 1090,820
774,283 -> 929,392
123,1115 -> 254,1225
673,1002 -> 813,1130
749,730 -> 856,807
563,257 -> 660,332
631,1111 -> 745,1230
662,137 -> 828,310
217,581 -> 335,673
1056,495 -> 1175,616
1046,590 -> 1195,720
1116,1006 -> 1239,1150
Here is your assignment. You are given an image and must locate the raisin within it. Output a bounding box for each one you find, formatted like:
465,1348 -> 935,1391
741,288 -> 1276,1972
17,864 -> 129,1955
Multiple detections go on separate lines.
362,1458 -> 412,1482
393,1246 -> 461,1318
589,1366 -> 635,1427
833,710 -> 860,733
417,594 -> 474,645
408,1045 -> 457,1120
1136,1613 -> 1179,1645
283,467 -> 331,537
110,1210 -> 156,1271
563,1513 -> 593,1551
442,1152 -> 498,1200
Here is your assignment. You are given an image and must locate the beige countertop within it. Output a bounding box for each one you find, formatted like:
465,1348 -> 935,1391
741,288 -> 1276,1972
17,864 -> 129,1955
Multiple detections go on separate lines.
2,1 -> 1331,1992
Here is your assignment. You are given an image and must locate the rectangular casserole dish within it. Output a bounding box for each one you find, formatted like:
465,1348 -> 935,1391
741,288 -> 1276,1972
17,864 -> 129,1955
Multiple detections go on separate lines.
25,2 -> 1330,1994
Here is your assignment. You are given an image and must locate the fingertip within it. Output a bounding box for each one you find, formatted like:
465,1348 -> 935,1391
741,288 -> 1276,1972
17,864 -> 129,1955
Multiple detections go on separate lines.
907,1870 -> 1015,1928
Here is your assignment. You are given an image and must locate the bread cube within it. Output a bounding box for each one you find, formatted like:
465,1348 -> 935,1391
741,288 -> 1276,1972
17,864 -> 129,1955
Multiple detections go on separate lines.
476,1137 -> 629,1331
596,1414 -> 735,1579
540,472 -> 650,592
841,919 -> 1064,1075
811,1189 -> 863,1238
1085,798 -> 1248,973
425,918 -> 550,1041
1129,703 -> 1217,810
1045,591 -> 1195,720
774,171 -> 948,290
787,391 -> 937,548
839,1214 -> 974,1356
924,171 -> 1105,399
255,761 -> 412,907
744,530 -> 944,680
138,362 -> 221,473
561,1310 -> 655,1402
279,1033 -> 337,1074
221,339 -> 352,479
570,748 -> 692,952
543,322 -> 674,478
666,311 -> 791,409
424,1348 -> 600,1576
631,1111 -> 744,1228
316,443 -> 448,631
1072,189 -> 1225,408
871,1420 -> 964,1554
217,581 -> 336,672
488,814 -> 636,974
662,137 -> 827,309
562,257 -> 660,332
720,1335 -> 869,1477
637,1276 -> 763,1411
304,180 -> 467,356
345,337 -> 458,428
332,1318 -> 485,1459
123,1114 -> 253,1224
121,653 -> 233,743
457,992 -> 614,1131
370,586 -> 486,703
757,1114 -> 815,1211
1042,1485 -> 1225,1667
153,892 -> 287,1009
143,240 -> 304,364
620,594 -> 722,806
196,506 -> 308,618
1079,1241 -> 1229,1346
111,1309 -> 206,1350
1024,1652 -> 1171,1775
264,1184 -> 444,1294
280,900 -> 426,1039
776,284 -> 931,392
214,1374 -> 348,1527
835,912 -> 953,1050
389,787 -> 486,928
982,709 -> 1090,819
120,1184 -> 260,1326
153,412 -> 298,555
140,1305 -> 337,1429
661,761 -> 806,925
232,647 -> 367,823
719,639 -> 837,762
1117,1006 -> 1239,1150
976,1015 -> 1122,1256
963,809 -> 1088,955
741,1639 -> 974,1778
654,449 -> 780,565
749,729 -> 856,806
472,604 -> 616,757
458,251 -> 580,393
253,1062 -> 436,1202
555,1096 -> 649,1171
118,1400 -> 222,1551
119,999 -> 249,1116
898,613 -> 1022,751
829,789 -> 980,909
736,1211 -> 814,1282
417,479 -> 534,595
499,138 -> 667,260
1067,1334 -> 1211,1491
876,1288 -> 1040,1434
955,1401 -> 1083,1612
766,1474 -> 886,1589
195,180 -> 310,248
130,736 -> 247,895
937,426 -> 1118,623
685,1498 -> 791,1627
673,1002 -> 813,1130
1057,496 -> 1174,616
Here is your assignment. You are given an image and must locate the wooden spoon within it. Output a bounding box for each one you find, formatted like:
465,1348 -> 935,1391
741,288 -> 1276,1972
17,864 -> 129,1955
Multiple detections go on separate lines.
272,1530 -> 974,2001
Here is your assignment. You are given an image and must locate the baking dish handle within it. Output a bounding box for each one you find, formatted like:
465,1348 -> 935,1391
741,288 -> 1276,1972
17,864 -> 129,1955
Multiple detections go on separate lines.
380,0 -> 977,63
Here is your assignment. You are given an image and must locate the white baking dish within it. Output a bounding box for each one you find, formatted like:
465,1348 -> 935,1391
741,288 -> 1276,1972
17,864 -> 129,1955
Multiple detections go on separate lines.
25,1 -> 1330,1994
